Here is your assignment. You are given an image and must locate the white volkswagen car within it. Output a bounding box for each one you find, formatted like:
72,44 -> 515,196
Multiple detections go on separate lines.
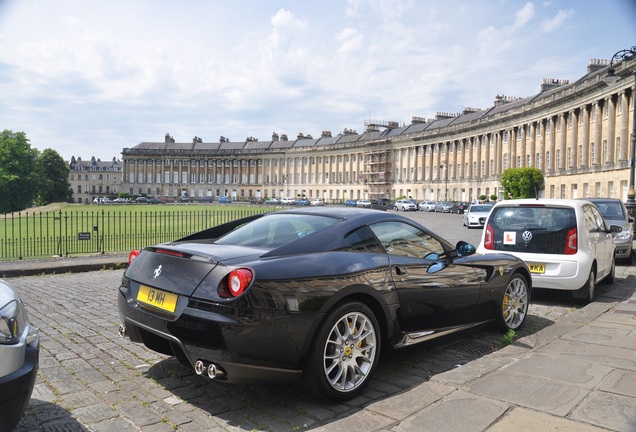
477,199 -> 617,303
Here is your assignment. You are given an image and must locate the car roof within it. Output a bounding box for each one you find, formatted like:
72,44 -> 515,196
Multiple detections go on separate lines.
580,197 -> 623,204
492,198 -> 588,209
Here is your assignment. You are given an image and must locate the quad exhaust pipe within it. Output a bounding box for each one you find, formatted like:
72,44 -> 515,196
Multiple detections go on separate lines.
194,360 -> 226,380
117,325 -> 226,380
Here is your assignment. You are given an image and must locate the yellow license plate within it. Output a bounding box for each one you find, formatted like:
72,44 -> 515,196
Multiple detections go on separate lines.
528,263 -> 545,274
137,285 -> 178,313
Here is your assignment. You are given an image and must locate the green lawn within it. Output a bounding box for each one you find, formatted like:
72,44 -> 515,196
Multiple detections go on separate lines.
0,202 -> 275,260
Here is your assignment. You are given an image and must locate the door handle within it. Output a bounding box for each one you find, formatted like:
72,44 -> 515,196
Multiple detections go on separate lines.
395,266 -> 406,275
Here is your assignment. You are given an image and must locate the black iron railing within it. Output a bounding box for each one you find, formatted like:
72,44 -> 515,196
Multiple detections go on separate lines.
0,207 -> 274,260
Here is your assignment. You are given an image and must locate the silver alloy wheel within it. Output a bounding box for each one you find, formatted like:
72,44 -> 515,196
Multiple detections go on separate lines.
502,276 -> 529,330
322,311 -> 377,392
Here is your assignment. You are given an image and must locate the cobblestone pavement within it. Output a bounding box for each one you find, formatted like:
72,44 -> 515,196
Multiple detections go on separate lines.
6,210 -> 635,431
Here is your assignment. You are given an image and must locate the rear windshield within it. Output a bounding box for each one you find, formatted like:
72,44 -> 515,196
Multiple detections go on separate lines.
591,201 -> 625,221
470,205 -> 493,213
487,206 -> 576,254
215,214 -> 339,248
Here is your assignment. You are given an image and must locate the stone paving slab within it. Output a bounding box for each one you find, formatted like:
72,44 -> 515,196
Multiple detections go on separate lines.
569,391 -> 636,432
466,371 -> 589,417
391,390 -> 510,432
486,407 -> 607,432
498,352 -> 613,389
538,339 -> 636,371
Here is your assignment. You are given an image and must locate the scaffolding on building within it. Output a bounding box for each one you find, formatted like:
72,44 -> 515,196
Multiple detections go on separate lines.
362,139 -> 392,200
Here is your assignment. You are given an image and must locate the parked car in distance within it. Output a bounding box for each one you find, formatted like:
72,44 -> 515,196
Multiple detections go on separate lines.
418,201 -> 436,212
264,198 -> 279,204
296,199 -> 310,206
135,196 -> 149,203
370,199 -> 391,211
477,198 -> 617,304
158,196 -> 174,203
0,279 -> 39,431
310,199 -> 324,206
435,201 -> 453,213
218,196 -> 231,203
582,198 -> 634,263
148,198 -> 164,204
280,197 -> 296,205
394,199 -> 417,211
119,207 -> 530,402
356,199 -> 372,208
344,199 -> 357,207
463,203 -> 495,229
453,202 -> 470,214
113,197 -> 130,203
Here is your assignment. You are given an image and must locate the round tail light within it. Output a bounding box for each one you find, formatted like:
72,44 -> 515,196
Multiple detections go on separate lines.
220,268 -> 253,298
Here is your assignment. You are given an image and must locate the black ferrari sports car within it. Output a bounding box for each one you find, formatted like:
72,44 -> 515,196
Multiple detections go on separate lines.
118,207 -> 531,400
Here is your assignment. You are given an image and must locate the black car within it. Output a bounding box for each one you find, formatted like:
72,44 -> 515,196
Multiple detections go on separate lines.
118,207 -> 531,401
453,202 -> 470,214
370,198 -> 391,211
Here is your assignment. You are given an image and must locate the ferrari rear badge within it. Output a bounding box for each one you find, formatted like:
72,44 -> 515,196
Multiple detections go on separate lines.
153,265 -> 163,279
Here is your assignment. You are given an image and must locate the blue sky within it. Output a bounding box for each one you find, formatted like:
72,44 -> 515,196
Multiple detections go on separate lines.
0,0 -> 635,162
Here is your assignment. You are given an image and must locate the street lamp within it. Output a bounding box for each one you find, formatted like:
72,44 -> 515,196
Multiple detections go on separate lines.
442,160 -> 449,201
607,46 -> 636,211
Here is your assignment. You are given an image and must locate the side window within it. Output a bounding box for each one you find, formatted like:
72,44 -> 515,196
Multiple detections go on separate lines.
344,226 -> 383,253
582,207 -> 598,232
369,221 -> 444,259
588,206 -> 607,231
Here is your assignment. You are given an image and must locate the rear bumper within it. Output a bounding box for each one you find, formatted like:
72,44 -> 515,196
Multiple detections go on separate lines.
118,288 -> 312,384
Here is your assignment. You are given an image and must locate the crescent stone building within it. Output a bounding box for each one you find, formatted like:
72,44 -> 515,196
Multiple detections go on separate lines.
121,56 -> 635,205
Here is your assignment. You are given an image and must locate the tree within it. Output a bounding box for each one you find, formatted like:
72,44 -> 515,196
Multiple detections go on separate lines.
500,167 -> 544,199
36,149 -> 73,205
0,130 -> 40,213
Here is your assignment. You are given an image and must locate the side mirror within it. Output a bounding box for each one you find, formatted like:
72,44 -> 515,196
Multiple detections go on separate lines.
609,225 -> 623,233
427,262 -> 447,273
456,241 -> 476,257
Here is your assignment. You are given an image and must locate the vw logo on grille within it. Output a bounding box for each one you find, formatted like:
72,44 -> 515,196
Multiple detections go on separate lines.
522,231 -> 533,241
153,265 -> 163,279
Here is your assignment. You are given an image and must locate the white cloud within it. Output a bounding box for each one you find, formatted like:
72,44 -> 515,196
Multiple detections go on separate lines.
541,9 -> 574,33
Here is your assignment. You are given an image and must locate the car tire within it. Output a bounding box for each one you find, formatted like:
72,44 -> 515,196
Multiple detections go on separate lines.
573,267 -> 596,305
496,273 -> 529,332
304,301 -> 380,401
